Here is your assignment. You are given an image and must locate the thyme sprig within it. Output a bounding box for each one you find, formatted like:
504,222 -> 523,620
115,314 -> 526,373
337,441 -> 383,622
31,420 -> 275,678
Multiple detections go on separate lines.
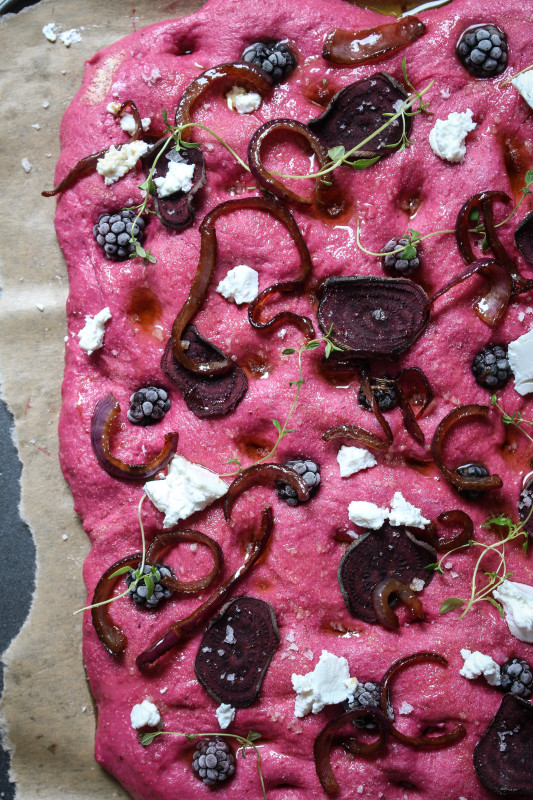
221,328 -> 343,477
491,394 -> 533,446
73,493 -> 154,614
139,730 -> 266,800
429,508 -> 532,619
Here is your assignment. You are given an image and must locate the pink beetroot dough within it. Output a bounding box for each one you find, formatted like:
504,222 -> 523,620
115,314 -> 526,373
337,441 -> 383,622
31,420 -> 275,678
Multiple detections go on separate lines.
55,0 -> 533,797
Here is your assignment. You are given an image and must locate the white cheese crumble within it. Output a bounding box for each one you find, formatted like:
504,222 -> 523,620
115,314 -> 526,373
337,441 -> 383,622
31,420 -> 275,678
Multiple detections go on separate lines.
493,579 -> 533,643
460,649 -> 501,686
216,265 -> 259,305
144,454 -> 228,528
388,491 -> 430,529
348,501 -> 388,530
292,650 -> 357,718
59,28 -> 82,47
512,70 -> 533,110
428,109 -> 476,163
77,307 -> 112,354
153,159 -> 195,198
130,700 -> 160,729
96,141 -> 150,185
225,86 -> 262,114
107,103 -> 151,135
215,703 -> 235,730
508,328 -> 533,395
410,578 -> 425,592
42,23 -> 58,42
337,446 -> 377,478
398,701 -> 414,715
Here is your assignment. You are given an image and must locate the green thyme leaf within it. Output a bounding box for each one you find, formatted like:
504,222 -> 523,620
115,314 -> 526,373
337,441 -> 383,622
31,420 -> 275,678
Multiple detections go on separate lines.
271,419 -> 282,433
327,145 -> 346,162
247,731 -> 262,742
139,732 -> 158,746
282,348 -> 296,355
469,207 -> 480,223
227,458 -> 241,466
345,156 -> 380,170
325,341 -> 332,358
425,562 -> 444,575
485,596 -> 504,617
109,565 -> 133,578
525,169 -> 533,187
481,234 -> 489,252
144,574 -> 155,599
304,341 -> 322,350
439,597 -> 465,615
401,245 -> 416,260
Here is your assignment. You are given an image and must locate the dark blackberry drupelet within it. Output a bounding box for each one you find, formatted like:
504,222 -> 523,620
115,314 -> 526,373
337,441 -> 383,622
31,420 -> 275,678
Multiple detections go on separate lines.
500,657 -> 533,699
456,24 -> 508,78
456,463 -> 489,500
276,459 -> 321,506
192,738 -> 236,787
471,344 -> 512,390
382,237 -> 420,277
126,563 -> 174,608
241,41 -> 297,82
358,375 -> 398,412
343,681 -> 382,729
93,209 -> 145,261
128,386 -> 171,425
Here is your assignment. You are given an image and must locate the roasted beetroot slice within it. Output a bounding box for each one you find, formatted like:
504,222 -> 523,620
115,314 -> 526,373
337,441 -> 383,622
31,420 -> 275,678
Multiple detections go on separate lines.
318,276 -> 428,359
161,324 -> 247,418
338,523 -> 435,623
307,72 -> 411,156
474,694 -> 533,796
148,145 -> 206,232
194,596 -> 280,708
515,211 -> 533,265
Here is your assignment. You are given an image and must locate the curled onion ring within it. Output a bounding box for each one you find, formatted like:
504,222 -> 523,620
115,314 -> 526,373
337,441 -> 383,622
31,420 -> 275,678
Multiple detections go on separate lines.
314,707 -> 389,795
435,510 -> 473,552
115,100 -> 143,140
170,196 -> 314,376
223,463 -> 309,523
427,258 -> 512,327
146,529 -> 223,594
91,393 -> 178,481
136,507 -> 273,670
372,578 -> 425,630
323,366 -> 393,449
396,366 -> 433,444
248,118 -> 330,208
92,553 -> 141,656
175,62 -> 272,131
430,404 -> 503,492
379,652 -> 467,748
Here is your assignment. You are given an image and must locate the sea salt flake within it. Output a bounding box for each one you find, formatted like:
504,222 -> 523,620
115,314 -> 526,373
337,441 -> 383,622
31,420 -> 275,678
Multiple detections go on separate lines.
21,158 -> 32,173
399,701 -> 414,715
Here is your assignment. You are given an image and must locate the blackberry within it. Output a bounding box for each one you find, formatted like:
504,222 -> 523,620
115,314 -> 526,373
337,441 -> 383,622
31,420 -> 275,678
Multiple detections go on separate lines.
382,237 -> 420,277
128,386 -> 171,425
456,462 -> 489,500
241,41 -> 296,83
343,681 -> 382,729
126,563 -> 174,608
276,459 -> 321,506
456,24 -> 508,78
500,657 -> 533,699
192,738 -> 235,787
472,344 -> 512,390
93,209 -> 146,261
358,375 -> 398,412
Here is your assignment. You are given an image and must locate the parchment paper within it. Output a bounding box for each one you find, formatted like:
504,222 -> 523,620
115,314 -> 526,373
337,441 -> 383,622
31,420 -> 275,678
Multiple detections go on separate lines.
0,2 -> 204,797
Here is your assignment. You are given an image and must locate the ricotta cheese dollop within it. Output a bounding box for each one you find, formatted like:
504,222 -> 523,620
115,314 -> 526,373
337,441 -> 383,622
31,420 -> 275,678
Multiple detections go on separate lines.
493,579 -> 533,643
130,700 -> 161,730
153,159 -> 196,198
512,70 -> 533,110
216,264 -> 259,305
428,109 -> 476,163
507,328 -> 533,395
337,446 -> 377,477
96,141 -> 151,185
460,649 -> 501,686
77,307 -> 112,355
291,650 -> 357,718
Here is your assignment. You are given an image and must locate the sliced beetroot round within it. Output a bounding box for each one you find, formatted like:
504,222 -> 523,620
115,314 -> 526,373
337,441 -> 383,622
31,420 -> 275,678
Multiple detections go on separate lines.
474,694 -> 533,796
161,324 -> 247,418
194,596 -> 280,708
338,523 -> 435,624
307,72 -> 411,157
147,144 -> 206,232
515,211 -> 533,265
318,276 -> 429,359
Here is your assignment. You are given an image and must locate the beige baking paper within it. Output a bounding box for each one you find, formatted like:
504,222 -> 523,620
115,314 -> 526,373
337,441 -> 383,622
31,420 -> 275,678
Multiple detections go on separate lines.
0,2 -> 204,797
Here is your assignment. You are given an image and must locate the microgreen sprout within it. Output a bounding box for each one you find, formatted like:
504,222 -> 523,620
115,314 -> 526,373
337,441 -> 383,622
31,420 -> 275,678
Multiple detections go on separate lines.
491,394 -> 533,446
139,730 -> 266,800
73,493 -> 154,615
220,327 -> 343,477
428,506 -> 532,619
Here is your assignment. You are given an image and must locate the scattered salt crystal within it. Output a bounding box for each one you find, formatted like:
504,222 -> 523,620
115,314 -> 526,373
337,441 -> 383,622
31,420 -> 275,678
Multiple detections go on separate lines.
224,625 -> 236,645
42,100 -> 50,108
81,706 -> 87,712
399,701 -> 414,715
32,123 -> 41,130
288,642 -> 299,651
160,686 -> 168,694
278,328 -> 287,339
303,649 -> 314,661
62,534 -> 68,541
21,158 -> 32,173
440,88 -> 451,98
519,311 -> 526,321
190,542 -> 198,552
445,562 -> 453,569
286,630 -> 295,643
409,578 -> 424,592
357,787 -> 364,795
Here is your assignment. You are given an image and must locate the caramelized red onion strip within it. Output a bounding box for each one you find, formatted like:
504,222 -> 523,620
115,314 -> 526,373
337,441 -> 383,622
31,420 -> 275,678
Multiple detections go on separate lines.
430,404 -> 503,492
91,393 -> 178,481
116,100 -> 143,140
92,553 -> 142,656
372,578 -> 425,630
248,118 -> 330,208
136,507 -> 273,670
396,367 -> 433,445
380,652 -> 467,748
435,510 -> 473,552
323,367 -> 393,450
322,16 -> 426,65
146,530 -> 223,593
314,708 -> 389,795
223,463 -> 309,523
175,62 -> 272,132
170,196 -> 314,375
427,257 -> 512,327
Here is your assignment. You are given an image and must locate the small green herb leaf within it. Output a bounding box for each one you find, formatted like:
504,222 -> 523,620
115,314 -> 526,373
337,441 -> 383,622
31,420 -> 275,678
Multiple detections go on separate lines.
304,341 -> 322,350
525,169 -> 533,187
401,244 -> 416,260
282,348 -> 296,355
481,234 -> 489,252
439,597 -> 465,615
485,596 -> 504,617
271,419 -> 282,433
425,562 -> 444,575
327,145 -> 346,162
139,732 -> 158,746
345,156 -> 380,170
144,574 -> 155,599
109,565 -> 133,578
247,731 -> 262,743
469,207 -> 480,223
